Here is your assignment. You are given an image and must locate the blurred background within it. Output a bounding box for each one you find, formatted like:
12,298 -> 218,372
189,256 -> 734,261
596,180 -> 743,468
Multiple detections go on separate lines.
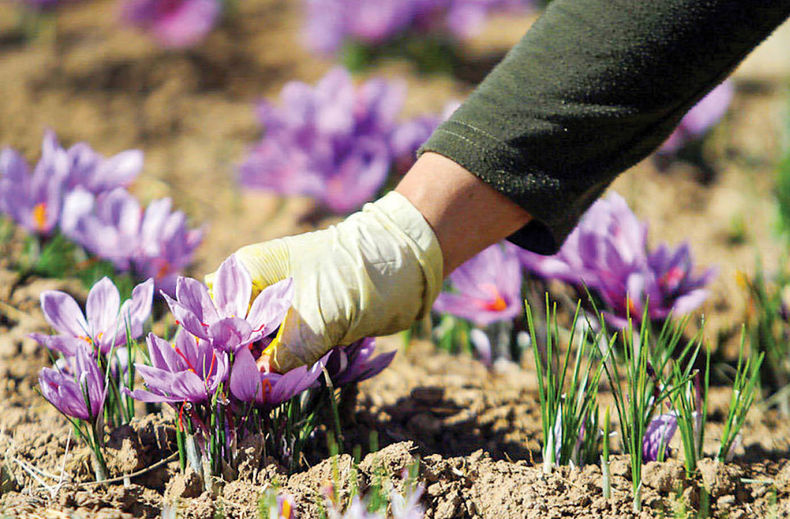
1,0 -> 790,346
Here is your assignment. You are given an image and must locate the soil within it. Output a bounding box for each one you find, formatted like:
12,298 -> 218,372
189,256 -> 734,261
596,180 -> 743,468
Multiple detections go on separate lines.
3,0 -> 790,517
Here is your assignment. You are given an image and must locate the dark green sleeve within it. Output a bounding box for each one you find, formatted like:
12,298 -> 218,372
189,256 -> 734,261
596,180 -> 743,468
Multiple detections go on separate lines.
420,0 -> 790,254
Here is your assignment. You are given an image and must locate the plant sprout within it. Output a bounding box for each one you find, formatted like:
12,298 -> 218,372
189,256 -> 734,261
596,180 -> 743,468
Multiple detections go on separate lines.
717,329 -> 763,463
669,344 -> 709,477
527,297 -> 608,473
601,308 -> 700,512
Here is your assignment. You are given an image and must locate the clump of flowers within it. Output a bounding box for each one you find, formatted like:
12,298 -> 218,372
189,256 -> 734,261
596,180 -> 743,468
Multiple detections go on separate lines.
132,255 -> 393,482
432,242 -> 522,363
302,0 -> 530,55
34,257 -> 395,483
33,277 -> 154,480
0,131 -> 203,294
519,191 -> 716,328
119,0 -> 223,48
62,188 -> 204,294
658,81 -> 734,156
239,68 -> 452,214
239,68 -> 403,213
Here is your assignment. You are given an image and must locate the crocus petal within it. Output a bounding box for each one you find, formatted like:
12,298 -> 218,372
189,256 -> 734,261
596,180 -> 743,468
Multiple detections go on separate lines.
163,292 -> 210,340
93,149 -> 143,191
29,333 -> 85,357
229,347 -> 262,403
207,317 -> 252,352
86,277 -> 121,347
267,360 -> 324,405
246,278 -> 293,338
118,278 -> 154,339
40,291 -> 89,338
174,277 -> 219,325
136,364 -> 207,403
212,255 -> 252,319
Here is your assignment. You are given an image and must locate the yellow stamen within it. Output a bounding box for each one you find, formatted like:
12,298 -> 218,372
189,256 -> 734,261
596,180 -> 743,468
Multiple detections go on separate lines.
32,202 -> 47,231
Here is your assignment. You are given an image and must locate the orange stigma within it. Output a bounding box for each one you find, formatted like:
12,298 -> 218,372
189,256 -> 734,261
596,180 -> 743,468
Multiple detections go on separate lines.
32,202 -> 47,231
484,294 -> 508,312
477,283 -> 508,312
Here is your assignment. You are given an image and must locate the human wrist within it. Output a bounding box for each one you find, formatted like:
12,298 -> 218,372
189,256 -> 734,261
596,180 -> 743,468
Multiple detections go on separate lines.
396,152 -> 531,274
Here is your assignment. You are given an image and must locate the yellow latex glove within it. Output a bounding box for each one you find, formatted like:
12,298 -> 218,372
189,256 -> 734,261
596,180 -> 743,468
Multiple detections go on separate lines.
206,192 -> 443,372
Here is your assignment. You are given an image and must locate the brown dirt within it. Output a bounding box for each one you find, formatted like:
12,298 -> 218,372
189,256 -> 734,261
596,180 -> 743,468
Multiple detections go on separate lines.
3,1 -> 790,517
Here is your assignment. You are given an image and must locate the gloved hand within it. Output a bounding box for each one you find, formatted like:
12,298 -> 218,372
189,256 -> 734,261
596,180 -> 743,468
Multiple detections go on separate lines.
205,191 -> 443,373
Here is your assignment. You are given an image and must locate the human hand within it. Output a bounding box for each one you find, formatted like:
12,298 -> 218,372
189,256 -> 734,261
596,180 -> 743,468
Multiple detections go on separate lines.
205,191 -> 443,372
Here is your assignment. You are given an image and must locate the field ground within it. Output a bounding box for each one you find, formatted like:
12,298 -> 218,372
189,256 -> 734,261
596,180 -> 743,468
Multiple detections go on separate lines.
3,1 -> 790,517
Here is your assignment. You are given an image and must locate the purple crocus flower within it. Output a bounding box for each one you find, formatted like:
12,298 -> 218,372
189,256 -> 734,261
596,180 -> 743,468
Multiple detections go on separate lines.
229,346 -> 323,406
0,130 -> 143,237
164,255 -> 293,353
519,192 -> 716,327
643,412 -> 679,462
0,133 -> 69,236
239,68 -> 404,214
120,0 -> 222,48
31,277 -> 154,357
61,188 -> 204,294
60,138 -> 143,195
323,337 -> 396,386
444,0 -> 529,38
127,331 -> 228,404
302,0 -> 531,54
390,100 -> 460,174
39,346 -> 107,420
659,81 -> 733,155
433,242 -> 523,326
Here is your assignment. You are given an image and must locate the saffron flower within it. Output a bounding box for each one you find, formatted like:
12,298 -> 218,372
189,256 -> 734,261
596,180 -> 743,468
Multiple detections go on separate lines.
127,332 -> 229,404
0,134 -> 69,236
519,192 -> 715,326
120,0 -> 222,48
164,255 -> 293,353
390,101 -> 459,173
324,337 -> 396,386
659,81 -> 734,155
239,68 -> 404,213
303,0 -> 530,54
0,130 -> 142,236
643,412 -> 679,462
61,188 -> 204,293
60,136 -> 143,195
39,346 -> 107,420
433,242 -> 522,326
31,277 -> 154,356
229,346 -> 323,406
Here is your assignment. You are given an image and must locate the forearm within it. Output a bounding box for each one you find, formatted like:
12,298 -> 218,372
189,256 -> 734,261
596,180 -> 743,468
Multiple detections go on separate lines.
422,0 -> 790,254
396,152 -> 531,274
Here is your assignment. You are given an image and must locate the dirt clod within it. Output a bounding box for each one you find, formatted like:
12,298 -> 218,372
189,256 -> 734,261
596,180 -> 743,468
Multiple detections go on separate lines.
642,460 -> 684,493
